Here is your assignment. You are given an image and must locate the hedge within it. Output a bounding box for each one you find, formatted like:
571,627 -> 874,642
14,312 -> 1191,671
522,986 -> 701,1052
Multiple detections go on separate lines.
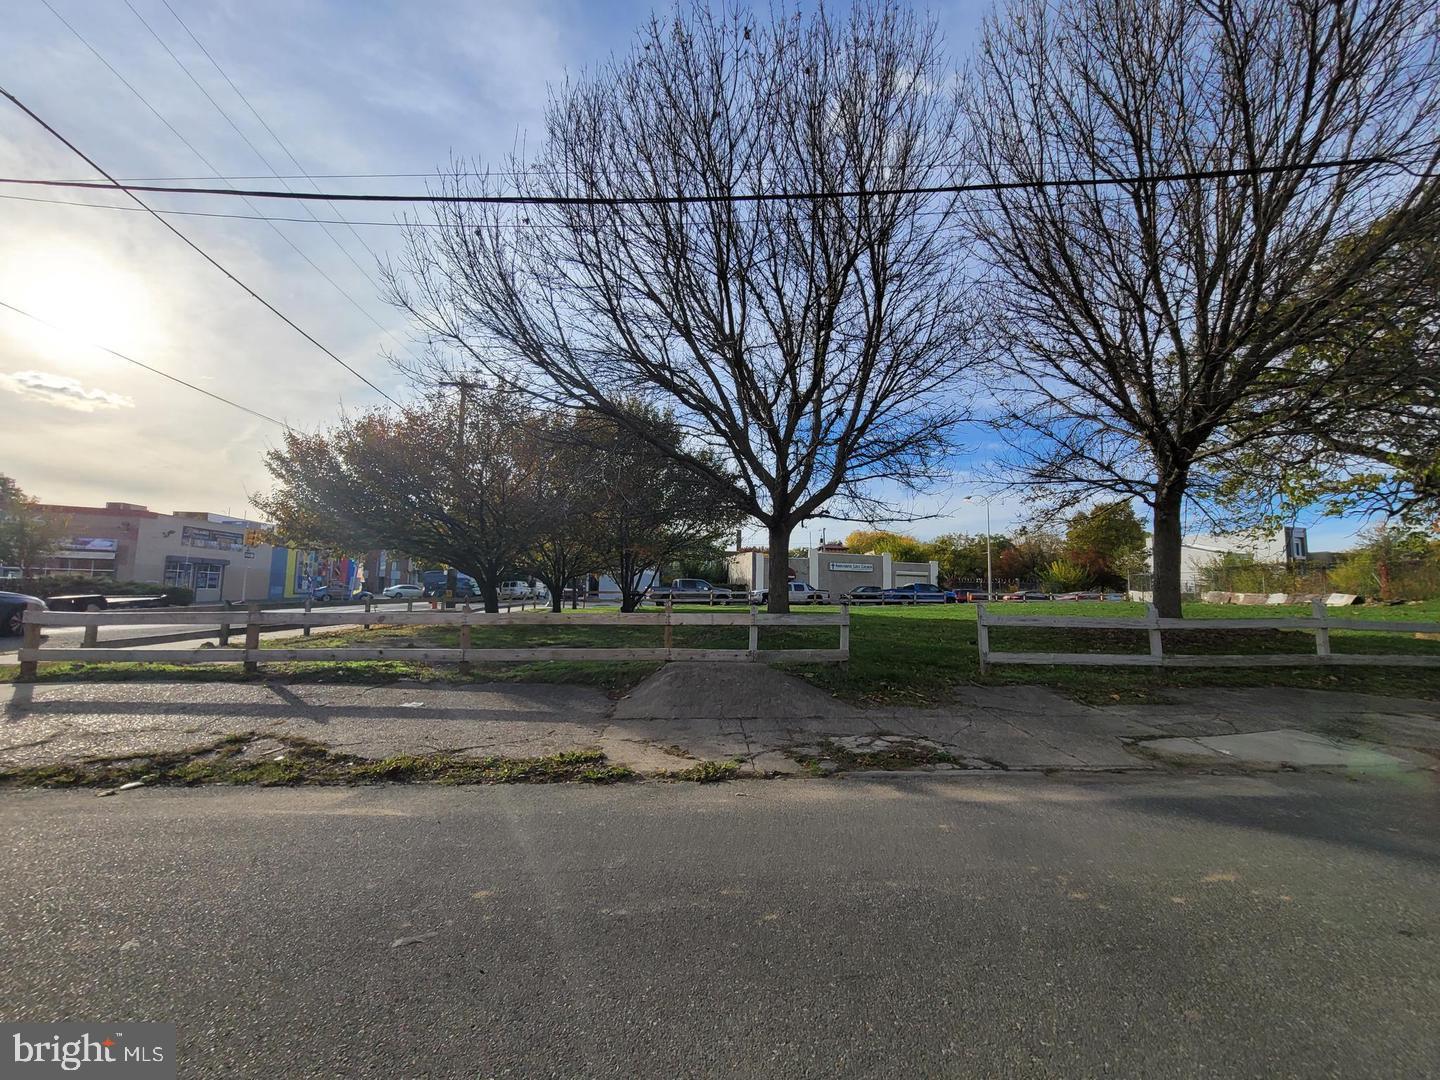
5,575 -> 194,606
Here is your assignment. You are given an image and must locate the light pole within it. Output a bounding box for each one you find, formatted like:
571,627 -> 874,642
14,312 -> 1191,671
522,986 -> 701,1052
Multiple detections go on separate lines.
964,495 -> 993,598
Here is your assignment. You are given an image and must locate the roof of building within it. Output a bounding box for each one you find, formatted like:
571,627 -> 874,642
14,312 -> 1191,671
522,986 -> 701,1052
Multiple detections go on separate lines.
37,502 -> 160,518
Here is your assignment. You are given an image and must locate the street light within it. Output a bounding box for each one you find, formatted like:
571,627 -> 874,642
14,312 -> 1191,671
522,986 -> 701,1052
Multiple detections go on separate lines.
964,495 -> 993,599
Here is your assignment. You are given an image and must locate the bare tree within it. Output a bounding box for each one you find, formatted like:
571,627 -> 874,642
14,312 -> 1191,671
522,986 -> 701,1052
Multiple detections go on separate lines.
386,1 -> 978,611
963,0 -> 1440,616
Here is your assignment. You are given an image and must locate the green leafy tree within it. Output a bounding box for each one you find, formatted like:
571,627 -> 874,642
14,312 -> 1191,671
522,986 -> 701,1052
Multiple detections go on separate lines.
843,530 -> 930,563
1064,501 -> 1146,589
993,528 -> 1064,583
0,475 -> 67,574
256,390 -> 548,613
582,408 -> 744,612
927,532 -> 1007,582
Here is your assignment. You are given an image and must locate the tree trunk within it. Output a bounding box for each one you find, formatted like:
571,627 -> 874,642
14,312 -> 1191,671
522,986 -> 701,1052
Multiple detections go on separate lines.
478,577 -> 500,615
1150,482 -> 1186,619
767,520 -> 792,613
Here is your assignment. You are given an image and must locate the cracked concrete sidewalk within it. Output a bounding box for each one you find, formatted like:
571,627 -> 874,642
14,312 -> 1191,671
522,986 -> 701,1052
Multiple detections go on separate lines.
2,663 -> 1437,777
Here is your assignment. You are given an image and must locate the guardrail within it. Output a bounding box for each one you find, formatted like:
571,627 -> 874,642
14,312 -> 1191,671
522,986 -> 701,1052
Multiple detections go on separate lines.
975,599 -> 1440,674
17,601 -> 849,676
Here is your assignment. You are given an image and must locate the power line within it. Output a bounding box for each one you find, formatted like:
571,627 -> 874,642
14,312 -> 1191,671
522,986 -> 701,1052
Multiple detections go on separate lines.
0,189 -> 424,227
0,297 -> 285,427
0,154 -> 1407,205
121,0 -> 426,369
156,0 -> 395,275
0,84 -> 401,406
39,0 -> 417,372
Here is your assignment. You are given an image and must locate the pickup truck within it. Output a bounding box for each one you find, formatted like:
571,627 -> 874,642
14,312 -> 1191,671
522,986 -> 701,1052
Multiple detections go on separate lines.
750,580 -> 831,605
645,579 -> 735,605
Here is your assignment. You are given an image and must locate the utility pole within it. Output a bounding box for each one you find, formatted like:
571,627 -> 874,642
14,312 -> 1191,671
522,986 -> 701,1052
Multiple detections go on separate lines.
964,494 -> 994,599
438,378 -> 481,483
438,378 -> 481,607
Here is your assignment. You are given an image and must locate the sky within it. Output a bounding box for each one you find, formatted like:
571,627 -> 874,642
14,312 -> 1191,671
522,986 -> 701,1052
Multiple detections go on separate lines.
0,0 -> 1370,552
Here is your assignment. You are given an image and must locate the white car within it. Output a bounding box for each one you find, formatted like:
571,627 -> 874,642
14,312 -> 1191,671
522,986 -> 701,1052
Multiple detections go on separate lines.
749,580 -> 831,605
499,580 -> 538,602
382,583 -> 424,599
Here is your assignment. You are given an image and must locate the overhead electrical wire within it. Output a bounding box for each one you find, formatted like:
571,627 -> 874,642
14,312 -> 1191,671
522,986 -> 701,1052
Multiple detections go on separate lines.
0,155 -> 1409,206
156,0 -> 396,276
0,298 -> 285,427
38,0 -> 418,374
0,85 -> 400,406
121,0 -> 428,369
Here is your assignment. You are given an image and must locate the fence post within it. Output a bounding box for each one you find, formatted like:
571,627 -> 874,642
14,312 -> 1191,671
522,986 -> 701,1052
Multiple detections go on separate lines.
975,602 -> 989,676
303,596 -> 312,637
83,621 -> 99,649
1146,603 -> 1163,665
458,609 -> 473,677
216,621 -> 229,648
243,602 -> 261,674
748,603 -> 759,660
840,601 -> 850,661
18,613 -> 41,680
1312,597 -> 1331,660
664,598 -> 673,658
364,596 -> 372,630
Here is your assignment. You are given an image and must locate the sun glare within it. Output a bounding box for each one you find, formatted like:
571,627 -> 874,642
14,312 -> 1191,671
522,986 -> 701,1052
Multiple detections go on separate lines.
0,242 -> 161,366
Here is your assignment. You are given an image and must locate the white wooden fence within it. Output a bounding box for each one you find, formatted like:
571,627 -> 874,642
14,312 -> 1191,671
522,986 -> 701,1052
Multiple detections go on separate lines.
17,602 -> 849,676
975,600 -> 1440,674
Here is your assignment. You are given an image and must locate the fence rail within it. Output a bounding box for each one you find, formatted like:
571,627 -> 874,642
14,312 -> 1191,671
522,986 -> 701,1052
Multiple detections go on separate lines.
17,602 -> 849,676
975,600 -> 1440,674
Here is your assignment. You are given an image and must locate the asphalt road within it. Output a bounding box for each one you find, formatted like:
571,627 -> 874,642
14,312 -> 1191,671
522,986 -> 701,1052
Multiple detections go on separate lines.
0,602 -> 378,658
2,773 -> 1436,1078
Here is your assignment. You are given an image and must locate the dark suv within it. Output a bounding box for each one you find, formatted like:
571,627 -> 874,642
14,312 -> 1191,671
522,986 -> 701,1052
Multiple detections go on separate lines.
880,583 -> 952,604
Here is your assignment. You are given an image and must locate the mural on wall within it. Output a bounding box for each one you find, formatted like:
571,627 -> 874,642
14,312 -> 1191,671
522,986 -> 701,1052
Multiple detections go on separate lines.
265,547 -> 358,598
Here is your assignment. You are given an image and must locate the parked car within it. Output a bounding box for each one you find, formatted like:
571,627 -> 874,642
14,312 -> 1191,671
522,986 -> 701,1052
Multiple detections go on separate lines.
0,591 -> 46,637
750,580 -> 831,605
382,583 -> 424,599
1000,590 -> 1053,602
842,585 -> 887,604
952,590 -> 992,602
1052,591 -> 1104,601
646,579 -> 735,604
881,582 -> 952,604
499,580 -> 535,603
420,570 -> 480,598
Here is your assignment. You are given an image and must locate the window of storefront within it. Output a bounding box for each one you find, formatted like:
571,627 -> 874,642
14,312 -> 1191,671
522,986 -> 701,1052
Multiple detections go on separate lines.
181,526 -> 244,551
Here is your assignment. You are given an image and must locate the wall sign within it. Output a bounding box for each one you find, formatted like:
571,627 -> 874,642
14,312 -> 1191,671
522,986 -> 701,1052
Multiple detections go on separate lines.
828,561 -> 875,572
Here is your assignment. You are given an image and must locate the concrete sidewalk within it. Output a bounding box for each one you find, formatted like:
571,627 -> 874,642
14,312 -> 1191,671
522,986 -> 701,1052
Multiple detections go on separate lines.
1,663 -> 1436,777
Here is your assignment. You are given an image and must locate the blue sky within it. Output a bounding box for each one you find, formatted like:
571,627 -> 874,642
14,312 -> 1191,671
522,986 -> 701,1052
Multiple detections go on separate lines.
0,1 -> 1369,550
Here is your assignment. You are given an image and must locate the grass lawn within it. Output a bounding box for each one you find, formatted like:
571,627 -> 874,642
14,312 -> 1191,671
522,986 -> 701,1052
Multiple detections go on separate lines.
4,600 -> 1437,707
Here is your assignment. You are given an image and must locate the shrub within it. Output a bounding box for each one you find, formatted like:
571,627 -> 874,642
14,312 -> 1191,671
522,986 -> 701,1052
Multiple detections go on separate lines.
9,576 -> 193,606
1038,559 -> 1092,593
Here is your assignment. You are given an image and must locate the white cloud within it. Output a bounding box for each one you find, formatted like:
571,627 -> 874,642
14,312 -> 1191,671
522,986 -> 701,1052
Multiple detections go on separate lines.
0,369 -> 134,412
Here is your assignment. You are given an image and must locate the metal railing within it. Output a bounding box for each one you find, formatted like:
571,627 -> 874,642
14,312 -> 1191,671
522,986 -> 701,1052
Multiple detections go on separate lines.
975,599 -> 1440,674
17,601 -> 849,676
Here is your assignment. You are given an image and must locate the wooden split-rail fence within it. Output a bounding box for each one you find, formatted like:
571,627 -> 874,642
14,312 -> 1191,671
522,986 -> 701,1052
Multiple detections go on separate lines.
17,601 -> 850,677
975,600 -> 1440,673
